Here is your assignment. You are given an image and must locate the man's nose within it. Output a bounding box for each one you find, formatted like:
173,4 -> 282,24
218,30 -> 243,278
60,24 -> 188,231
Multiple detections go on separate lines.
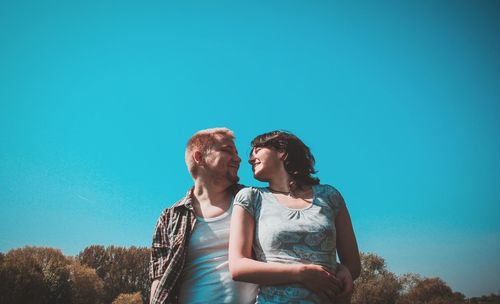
234,153 -> 241,163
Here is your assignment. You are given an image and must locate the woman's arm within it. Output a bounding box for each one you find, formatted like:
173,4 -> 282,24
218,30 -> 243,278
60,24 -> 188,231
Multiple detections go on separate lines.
336,204 -> 361,280
335,263 -> 354,303
229,205 -> 342,300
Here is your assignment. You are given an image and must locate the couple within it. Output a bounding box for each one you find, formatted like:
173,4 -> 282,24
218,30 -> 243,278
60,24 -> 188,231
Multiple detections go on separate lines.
150,128 -> 360,304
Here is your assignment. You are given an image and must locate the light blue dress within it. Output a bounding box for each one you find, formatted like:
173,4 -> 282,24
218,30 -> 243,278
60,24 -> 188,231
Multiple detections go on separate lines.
234,184 -> 345,304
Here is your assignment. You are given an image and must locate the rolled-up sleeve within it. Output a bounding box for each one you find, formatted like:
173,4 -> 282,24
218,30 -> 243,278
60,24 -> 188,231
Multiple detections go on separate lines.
149,212 -> 170,281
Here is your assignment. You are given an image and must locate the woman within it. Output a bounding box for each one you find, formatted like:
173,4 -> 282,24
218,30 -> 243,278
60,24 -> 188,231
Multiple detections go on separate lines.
229,131 -> 360,303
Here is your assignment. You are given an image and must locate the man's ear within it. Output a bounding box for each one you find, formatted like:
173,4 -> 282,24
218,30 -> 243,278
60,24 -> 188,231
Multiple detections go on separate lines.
193,151 -> 203,165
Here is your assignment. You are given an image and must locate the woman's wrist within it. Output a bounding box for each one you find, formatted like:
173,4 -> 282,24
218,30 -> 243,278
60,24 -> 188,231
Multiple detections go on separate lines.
294,264 -> 309,284
295,264 -> 325,284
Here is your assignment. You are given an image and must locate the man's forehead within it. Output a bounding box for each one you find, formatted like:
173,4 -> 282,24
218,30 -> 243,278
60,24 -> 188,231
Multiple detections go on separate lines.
213,134 -> 236,148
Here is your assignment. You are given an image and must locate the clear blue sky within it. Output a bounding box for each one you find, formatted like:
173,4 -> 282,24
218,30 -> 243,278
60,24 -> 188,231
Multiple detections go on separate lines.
1,0 -> 499,297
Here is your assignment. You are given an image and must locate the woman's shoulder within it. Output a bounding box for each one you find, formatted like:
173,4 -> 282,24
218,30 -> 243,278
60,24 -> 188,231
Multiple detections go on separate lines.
315,183 -> 342,196
234,186 -> 267,200
233,186 -> 267,215
315,184 -> 345,208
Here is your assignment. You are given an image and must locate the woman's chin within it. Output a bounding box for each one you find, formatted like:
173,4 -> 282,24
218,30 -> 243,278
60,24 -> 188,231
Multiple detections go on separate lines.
253,173 -> 269,182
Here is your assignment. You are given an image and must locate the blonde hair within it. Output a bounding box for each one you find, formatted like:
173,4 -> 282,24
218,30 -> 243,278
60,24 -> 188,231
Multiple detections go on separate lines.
185,128 -> 235,176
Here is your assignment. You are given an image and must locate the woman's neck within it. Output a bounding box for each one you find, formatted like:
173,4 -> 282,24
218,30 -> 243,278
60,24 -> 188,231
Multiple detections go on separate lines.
268,171 -> 291,193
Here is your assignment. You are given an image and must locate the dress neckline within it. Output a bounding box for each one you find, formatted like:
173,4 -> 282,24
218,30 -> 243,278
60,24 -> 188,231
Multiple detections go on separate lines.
263,186 -> 316,212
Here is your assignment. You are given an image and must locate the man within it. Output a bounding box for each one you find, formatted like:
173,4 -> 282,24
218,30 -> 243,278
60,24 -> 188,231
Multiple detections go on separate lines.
150,128 -> 353,304
150,128 -> 257,304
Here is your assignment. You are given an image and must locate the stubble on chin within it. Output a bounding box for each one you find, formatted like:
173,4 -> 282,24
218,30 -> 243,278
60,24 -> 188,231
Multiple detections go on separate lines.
211,171 -> 239,187
227,173 -> 239,184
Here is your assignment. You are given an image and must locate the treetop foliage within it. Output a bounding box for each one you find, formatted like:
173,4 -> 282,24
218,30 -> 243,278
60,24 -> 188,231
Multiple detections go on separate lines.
1,246 -> 499,304
0,245 -> 148,304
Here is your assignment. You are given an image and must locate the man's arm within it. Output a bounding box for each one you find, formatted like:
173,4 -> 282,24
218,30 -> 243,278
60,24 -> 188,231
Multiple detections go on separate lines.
228,205 -> 343,301
150,279 -> 160,304
149,210 -> 172,304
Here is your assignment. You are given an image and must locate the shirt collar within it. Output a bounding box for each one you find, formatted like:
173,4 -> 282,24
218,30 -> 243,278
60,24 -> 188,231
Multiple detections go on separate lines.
172,184 -> 245,210
172,187 -> 195,210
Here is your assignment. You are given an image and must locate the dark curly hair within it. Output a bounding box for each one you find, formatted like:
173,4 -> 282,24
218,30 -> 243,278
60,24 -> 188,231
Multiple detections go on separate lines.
250,130 -> 320,191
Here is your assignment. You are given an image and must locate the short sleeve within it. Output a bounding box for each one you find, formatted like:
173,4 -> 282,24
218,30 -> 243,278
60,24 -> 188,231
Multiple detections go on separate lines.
321,184 -> 346,218
233,187 -> 259,217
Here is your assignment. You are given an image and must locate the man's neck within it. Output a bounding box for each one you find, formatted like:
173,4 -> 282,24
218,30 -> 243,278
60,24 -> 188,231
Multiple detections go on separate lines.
191,178 -> 233,218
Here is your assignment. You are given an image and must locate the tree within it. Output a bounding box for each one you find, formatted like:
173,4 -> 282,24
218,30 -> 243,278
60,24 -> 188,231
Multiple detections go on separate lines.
0,247 -> 71,304
397,274 -> 466,304
76,245 -> 108,278
78,245 -> 151,304
412,278 -> 466,304
68,260 -> 105,304
468,293 -> 500,304
352,252 -> 401,304
112,292 -> 143,304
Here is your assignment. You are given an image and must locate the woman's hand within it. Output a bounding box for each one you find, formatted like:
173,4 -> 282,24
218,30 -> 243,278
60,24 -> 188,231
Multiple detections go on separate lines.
335,263 -> 354,302
297,264 -> 342,302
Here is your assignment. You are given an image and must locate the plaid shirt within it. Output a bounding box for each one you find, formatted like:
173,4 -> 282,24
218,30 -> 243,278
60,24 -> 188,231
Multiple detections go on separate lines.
149,184 -> 243,304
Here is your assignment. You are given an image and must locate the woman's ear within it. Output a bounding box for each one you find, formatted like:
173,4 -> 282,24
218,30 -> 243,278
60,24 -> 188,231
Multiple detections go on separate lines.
278,150 -> 288,161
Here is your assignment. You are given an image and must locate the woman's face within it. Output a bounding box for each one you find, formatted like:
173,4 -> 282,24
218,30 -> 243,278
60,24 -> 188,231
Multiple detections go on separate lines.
248,146 -> 284,181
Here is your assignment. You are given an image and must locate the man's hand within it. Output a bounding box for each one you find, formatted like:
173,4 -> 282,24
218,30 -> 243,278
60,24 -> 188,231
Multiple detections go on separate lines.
335,263 -> 354,303
297,264 -> 342,302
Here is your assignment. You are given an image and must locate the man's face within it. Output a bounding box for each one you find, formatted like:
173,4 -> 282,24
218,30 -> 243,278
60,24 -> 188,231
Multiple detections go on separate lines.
202,135 -> 241,185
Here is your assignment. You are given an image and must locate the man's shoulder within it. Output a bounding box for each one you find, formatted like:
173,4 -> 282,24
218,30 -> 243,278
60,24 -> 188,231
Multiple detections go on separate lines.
229,183 -> 246,195
162,197 -> 187,212
158,184 -> 246,213
155,188 -> 193,219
